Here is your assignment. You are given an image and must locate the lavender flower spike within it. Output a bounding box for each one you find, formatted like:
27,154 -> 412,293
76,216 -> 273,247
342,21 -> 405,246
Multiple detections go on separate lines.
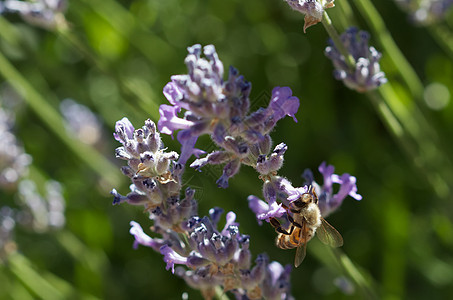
112,118 -> 294,298
160,44 -> 300,187
131,209 -> 293,299
0,108 -> 32,189
325,27 -> 387,92
302,161 -> 362,217
111,118 -> 185,214
285,0 -> 335,32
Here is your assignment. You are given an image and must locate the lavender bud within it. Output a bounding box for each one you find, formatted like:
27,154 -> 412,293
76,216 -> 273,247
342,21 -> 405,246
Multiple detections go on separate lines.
325,27 -> 387,92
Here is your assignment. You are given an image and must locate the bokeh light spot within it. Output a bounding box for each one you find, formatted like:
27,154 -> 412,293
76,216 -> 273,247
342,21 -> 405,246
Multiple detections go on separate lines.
424,82 -> 450,110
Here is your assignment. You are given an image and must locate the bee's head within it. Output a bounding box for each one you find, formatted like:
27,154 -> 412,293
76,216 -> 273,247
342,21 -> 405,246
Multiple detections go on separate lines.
296,186 -> 318,206
289,186 -> 318,210
300,192 -> 314,204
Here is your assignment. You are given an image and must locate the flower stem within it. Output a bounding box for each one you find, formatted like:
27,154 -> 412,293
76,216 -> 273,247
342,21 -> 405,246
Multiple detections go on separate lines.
373,85 -> 453,199
309,240 -> 379,299
321,11 -> 356,68
56,27 -> 160,121
7,252 -> 99,300
352,0 -> 424,99
330,0 -> 453,200
428,24 -> 453,61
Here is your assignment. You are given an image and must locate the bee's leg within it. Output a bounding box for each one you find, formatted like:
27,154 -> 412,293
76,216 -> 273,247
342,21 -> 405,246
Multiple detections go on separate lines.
282,202 -> 303,218
270,217 -> 293,235
286,214 -> 302,228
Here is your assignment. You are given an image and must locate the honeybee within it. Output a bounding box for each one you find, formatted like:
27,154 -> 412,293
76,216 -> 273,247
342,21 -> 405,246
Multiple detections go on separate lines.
270,186 -> 343,267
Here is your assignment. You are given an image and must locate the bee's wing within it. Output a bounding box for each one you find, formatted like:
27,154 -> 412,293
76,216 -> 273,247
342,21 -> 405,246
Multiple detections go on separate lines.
295,242 -> 307,267
294,221 -> 307,267
317,218 -> 344,247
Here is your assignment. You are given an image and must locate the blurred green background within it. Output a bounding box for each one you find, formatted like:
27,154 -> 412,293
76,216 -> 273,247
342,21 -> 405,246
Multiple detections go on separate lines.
1,0 -> 453,299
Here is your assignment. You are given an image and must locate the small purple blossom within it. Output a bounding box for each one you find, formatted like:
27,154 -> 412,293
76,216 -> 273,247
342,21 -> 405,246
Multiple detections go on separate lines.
303,161 -> 362,217
129,221 -> 164,251
269,87 -> 300,122
159,44 -> 300,187
113,117 -> 135,143
325,27 -> 387,92
248,175 -> 300,223
261,262 -> 293,300
160,244 -> 189,273
248,195 -> 286,222
158,105 -> 194,136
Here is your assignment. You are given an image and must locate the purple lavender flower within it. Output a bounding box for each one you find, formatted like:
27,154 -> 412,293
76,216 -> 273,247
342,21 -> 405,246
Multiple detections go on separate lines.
18,179 -> 66,231
1,0 -> 67,30
0,178 -> 66,259
0,206 -> 16,259
129,204 -> 294,299
111,118 -> 190,218
156,211 -> 292,299
0,108 -> 32,189
60,99 -> 103,146
159,44 -> 300,188
261,262 -> 293,300
248,175 -> 301,223
284,0 -> 335,32
129,221 -> 165,251
302,161 -> 362,217
325,27 -> 387,92
395,0 -> 453,25
112,118 -> 294,298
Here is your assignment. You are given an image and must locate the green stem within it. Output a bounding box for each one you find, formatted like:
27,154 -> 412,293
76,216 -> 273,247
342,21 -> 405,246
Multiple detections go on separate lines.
334,0 -> 356,30
214,286 -> 230,300
7,253 -> 64,300
309,240 -> 379,299
76,0 -> 176,66
6,252 -> 99,300
327,0 -> 453,200
352,0 -> 424,99
321,11 -> 356,68
55,230 -> 108,271
376,85 -> 453,198
56,27 -> 160,121
366,90 -> 427,183
428,24 -> 453,61
0,51 -> 121,187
